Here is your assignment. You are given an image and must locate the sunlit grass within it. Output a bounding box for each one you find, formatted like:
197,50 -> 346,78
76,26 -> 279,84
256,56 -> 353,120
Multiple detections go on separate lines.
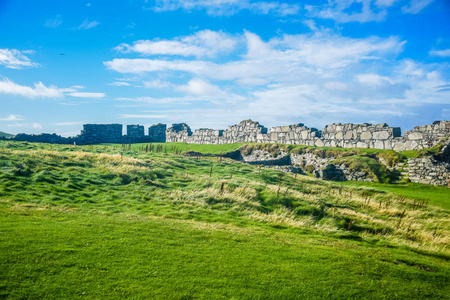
0,140 -> 449,299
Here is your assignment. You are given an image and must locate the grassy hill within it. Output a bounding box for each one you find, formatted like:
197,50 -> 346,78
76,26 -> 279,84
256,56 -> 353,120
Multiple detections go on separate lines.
0,141 -> 449,299
0,131 -> 13,138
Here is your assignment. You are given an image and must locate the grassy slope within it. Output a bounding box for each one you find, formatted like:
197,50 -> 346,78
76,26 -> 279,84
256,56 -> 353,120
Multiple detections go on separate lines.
0,131 -> 13,138
111,142 -> 246,155
0,141 -> 449,299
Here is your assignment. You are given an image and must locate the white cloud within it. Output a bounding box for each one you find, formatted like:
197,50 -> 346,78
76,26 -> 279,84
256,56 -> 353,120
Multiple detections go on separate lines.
144,80 -> 173,89
45,15 -> 62,28
0,114 -> 24,121
116,30 -> 237,58
375,0 -> 398,7
0,49 -> 39,69
429,49 -> 450,57
0,77 -> 64,98
356,73 -> 394,86
401,0 -> 434,14
106,31 -> 405,78
52,122 -> 83,126
176,78 -> 238,99
119,114 -> 168,119
308,0 -> 388,23
0,77 -> 105,99
152,0 -> 300,16
108,81 -> 132,87
68,92 -> 106,98
32,123 -> 42,129
76,19 -> 100,30
107,29 -> 449,127
71,85 -> 86,89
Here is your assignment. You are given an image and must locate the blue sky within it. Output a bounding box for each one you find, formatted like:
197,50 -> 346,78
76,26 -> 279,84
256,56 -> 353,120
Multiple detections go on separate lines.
0,0 -> 449,136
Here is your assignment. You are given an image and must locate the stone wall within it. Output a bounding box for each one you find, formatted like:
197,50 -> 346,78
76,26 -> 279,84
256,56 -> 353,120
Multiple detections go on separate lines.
241,149 -> 290,166
221,120 -> 268,143
148,123 -> 167,142
80,124 -> 123,144
165,123 -> 193,143
165,119 -> 450,152
191,129 -> 223,144
5,119 -> 450,152
407,157 -> 450,186
403,121 -> 450,149
127,125 -> 144,138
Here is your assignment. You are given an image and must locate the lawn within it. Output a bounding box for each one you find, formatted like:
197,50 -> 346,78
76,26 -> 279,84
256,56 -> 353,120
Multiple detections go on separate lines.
0,140 -> 449,299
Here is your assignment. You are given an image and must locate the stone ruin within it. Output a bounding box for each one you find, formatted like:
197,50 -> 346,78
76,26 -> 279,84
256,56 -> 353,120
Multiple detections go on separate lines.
3,119 -> 450,152
164,119 -> 450,152
2,119 -> 449,186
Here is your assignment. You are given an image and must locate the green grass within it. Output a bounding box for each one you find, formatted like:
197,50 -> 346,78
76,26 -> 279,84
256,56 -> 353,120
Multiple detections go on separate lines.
0,140 -> 449,299
110,142 -> 246,155
0,131 -> 13,138
340,181 -> 450,210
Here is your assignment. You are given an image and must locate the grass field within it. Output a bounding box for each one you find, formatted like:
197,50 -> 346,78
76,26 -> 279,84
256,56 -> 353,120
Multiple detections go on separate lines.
0,131 -> 13,138
0,141 -> 449,299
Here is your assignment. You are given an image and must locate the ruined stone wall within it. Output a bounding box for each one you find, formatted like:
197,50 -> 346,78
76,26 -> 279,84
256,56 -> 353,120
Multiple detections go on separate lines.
190,129 -> 223,144
6,119 -> 450,153
12,133 -> 75,144
319,123 -> 402,150
165,123 -> 193,143
127,125 -> 144,138
403,121 -> 450,149
80,124 -> 123,144
406,157 -> 450,186
165,120 -> 449,152
220,120 -> 268,143
148,123 -> 167,142
267,124 -> 320,145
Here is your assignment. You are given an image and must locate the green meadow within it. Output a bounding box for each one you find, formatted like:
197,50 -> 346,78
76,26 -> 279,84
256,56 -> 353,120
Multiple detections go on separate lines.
0,141 -> 449,299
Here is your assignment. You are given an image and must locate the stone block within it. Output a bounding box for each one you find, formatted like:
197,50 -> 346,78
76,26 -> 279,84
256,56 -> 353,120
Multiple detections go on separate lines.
408,132 -> 423,140
373,131 -> 389,140
374,140 -> 384,149
360,132 -> 372,140
344,131 -> 353,140
357,141 -> 368,148
271,132 -> 278,141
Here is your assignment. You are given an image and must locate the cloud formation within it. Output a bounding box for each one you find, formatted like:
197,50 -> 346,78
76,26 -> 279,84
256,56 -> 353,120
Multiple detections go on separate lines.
152,0 -> 300,16
401,0 -> 434,14
106,28 -> 449,129
306,0 -> 434,23
429,49 -> 450,57
0,77 -> 64,98
45,15 -> 63,28
0,77 -> 106,99
67,92 -> 106,98
116,30 -> 237,58
0,49 -> 39,69
0,114 -> 25,121
76,19 -> 100,30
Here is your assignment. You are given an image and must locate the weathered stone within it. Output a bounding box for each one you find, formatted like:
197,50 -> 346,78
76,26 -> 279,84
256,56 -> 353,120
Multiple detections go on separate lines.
361,131 -> 372,140
373,131 -> 389,140
374,140 -> 384,149
408,132 -> 423,140
344,131 -> 353,140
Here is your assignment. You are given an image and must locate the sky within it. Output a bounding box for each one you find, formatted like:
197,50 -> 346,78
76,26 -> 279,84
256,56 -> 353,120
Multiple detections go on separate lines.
0,0 -> 449,137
